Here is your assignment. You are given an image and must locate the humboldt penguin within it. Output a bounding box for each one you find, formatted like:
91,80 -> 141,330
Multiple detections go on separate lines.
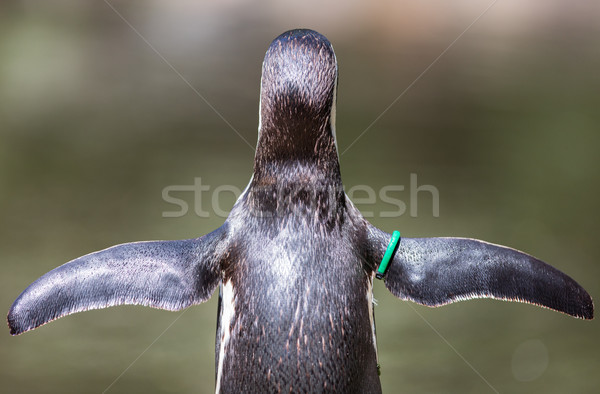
7,29 -> 594,393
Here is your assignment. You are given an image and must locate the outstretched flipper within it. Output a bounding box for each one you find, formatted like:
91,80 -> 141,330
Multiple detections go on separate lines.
369,228 -> 593,319
8,226 -> 228,335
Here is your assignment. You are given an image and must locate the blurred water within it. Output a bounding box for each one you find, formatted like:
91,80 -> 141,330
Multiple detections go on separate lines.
1,2 -> 598,393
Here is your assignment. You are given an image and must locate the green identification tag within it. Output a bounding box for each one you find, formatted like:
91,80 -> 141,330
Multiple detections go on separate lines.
376,231 -> 401,280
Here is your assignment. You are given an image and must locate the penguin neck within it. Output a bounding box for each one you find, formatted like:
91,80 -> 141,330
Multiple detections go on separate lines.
252,124 -> 342,186
246,124 -> 346,223
252,80 -> 342,185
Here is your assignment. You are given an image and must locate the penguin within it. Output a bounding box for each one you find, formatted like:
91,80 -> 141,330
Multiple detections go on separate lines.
7,29 -> 594,393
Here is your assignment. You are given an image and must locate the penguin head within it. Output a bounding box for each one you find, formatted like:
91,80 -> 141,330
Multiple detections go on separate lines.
255,29 -> 339,165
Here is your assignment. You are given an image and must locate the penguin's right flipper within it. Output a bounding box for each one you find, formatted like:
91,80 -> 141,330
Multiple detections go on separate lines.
7,226 -> 228,335
370,230 -> 593,319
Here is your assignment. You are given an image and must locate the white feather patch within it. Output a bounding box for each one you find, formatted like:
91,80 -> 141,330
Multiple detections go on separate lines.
366,277 -> 377,358
215,280 -> 235,394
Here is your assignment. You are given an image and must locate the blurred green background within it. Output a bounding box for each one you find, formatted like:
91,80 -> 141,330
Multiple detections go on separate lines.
1,1 -> 598,393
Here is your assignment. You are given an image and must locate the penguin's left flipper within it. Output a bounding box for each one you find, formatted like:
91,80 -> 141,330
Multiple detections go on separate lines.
371,231 -> 593,319
7,226 -> 228,335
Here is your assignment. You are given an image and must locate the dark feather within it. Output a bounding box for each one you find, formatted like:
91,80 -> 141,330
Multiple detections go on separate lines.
369,229 -> 593,319
7,226 -> 227,335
